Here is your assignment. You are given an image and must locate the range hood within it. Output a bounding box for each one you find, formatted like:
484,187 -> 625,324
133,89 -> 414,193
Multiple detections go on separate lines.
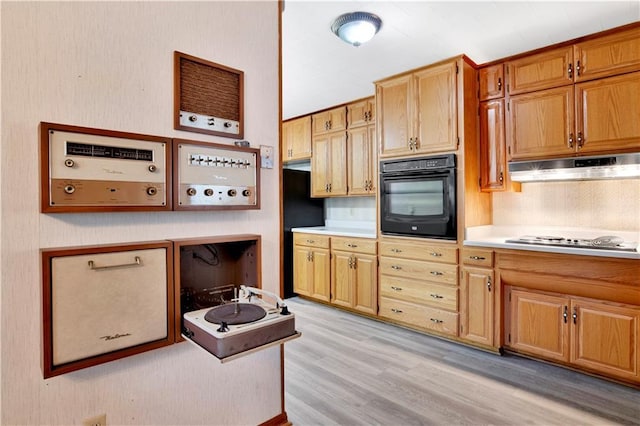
508,153 -> 640,182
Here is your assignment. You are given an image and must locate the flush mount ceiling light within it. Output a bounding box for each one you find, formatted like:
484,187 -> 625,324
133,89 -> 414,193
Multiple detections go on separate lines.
331,11 -> 382,47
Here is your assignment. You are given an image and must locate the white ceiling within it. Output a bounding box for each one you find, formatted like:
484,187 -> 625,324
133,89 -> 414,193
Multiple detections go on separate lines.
282,1 -> 640,120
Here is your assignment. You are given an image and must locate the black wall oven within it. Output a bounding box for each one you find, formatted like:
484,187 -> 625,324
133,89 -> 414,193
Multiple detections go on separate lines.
380,154 -> 457,240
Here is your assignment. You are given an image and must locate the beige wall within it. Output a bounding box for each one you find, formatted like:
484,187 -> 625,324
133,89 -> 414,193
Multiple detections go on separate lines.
1,2 -> 282,425
493,179 -> 640,231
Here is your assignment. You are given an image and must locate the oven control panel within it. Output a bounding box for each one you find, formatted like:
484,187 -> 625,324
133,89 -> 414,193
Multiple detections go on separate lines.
42,123 -> 171,212
174,140 -> 260,210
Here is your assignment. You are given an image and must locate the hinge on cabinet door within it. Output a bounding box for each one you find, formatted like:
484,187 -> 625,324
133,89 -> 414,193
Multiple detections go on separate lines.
479,177 -> 482,189
506,101 -> 510,112
508,146 -> 511,156
509,291 -> 511,302
460,324 -> 464,333
508,333 -> 511,343
456,63 -> 459,74
457,136 -> 460,148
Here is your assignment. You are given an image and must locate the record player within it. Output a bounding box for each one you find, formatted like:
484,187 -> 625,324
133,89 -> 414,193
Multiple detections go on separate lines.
182,285 -> 300,361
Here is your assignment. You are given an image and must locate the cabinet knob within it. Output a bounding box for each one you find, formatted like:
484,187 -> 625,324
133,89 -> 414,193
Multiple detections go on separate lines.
430,318 -> 444,324
430,271 -> 444,276
391,286 -> 403,291
487,276 -> 492,292
568,133 -> 574,149
568,63 -> 573,79
499,172 -> 504,184
429,293 -> 443,299
563,306 -> 568,324
469,255 -> 486,261
497,77 -> 502,91
430,252 -> 442,257
391,265 -> 402,270
391,308 -> 403,314
577,132 -> 584,148
391,248 -> 402,253
572,307 -> 578,324
576,60 -> 581,76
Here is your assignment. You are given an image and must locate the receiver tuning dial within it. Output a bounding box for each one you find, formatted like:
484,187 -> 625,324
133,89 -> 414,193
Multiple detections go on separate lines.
148,164 -> 157,172
64,159 -> 75,168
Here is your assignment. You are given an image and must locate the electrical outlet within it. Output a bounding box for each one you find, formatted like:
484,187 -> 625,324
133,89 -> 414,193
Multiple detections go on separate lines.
260,145 -> 274,169
82,413 -> 106,426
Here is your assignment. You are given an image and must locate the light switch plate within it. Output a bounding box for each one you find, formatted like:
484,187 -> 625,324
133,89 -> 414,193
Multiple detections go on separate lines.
260,145 -> 274,169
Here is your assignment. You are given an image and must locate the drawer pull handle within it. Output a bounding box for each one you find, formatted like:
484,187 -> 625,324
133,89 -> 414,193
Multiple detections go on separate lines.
391,308 -> 403,314
430,318 -> 444,324
469,256 -> 486,260
347,243 -> 358,248
391,248 -> 402,253
430,293 -> 443,299
430,252 -> 442,257
391,265 -> 402,270
89,256 -> 141,271
430,271 -> 443,276
306,239 -> 315,244
391,286 -> 403,291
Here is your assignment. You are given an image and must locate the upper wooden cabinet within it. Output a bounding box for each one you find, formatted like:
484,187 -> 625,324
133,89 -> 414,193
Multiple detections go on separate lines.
312,106 -> 347,135
347,125 -> 376,195
282,115 -> 312,162
508,71 -> 640,160
479,64 -> 505,101
506,46 -> 574,95
574,26 -> 640,82
377,59 -> 459,158
347,98 -> 375,128
311,131 -> 348,197
506,26 -> 640,96
479,99 -> 508,190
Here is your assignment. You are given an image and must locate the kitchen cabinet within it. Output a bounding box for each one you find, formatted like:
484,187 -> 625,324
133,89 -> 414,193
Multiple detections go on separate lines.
497,249 -> 640,385
311,131 -> 348,197
376,59 -> 458,158
508,72 -> 640,160
347,98 -> 375,128
479,64 -> 505,101
378,238 -> 459,336
293,233 -> 330,302
331,236 -> 377,315
505,26 -> 640,95
312,106 -> 347,135
347,124 -> 376,196
460,248 -> 495,347
282,115 -> 312,162
505,26 -> 640,160
506,287 -> 639,383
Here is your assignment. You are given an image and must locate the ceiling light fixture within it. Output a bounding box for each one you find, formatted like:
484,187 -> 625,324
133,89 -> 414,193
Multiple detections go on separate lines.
331,11 -> 382,47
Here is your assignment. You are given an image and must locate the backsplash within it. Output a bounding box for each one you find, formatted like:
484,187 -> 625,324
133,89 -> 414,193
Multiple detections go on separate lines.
492,179 -> 640,231
325,196 -> 376,227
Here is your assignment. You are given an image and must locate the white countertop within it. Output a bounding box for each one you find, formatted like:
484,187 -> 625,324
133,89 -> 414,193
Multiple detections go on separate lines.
465,225 -> 640,260
291,226 -> 376,239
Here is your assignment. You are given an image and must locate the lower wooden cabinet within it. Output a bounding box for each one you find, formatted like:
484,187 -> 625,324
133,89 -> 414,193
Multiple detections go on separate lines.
294,233 -> 377,313
460,248 -> 495,348
505,287 -> 639,383
330,236 -> 377,314
293,233 -> 330,302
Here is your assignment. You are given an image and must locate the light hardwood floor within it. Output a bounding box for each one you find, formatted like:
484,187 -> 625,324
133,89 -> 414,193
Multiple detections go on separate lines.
284,297 -> 640,426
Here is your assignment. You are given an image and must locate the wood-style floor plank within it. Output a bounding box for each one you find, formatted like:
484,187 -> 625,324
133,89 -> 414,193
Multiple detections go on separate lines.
284,297 -> 640,425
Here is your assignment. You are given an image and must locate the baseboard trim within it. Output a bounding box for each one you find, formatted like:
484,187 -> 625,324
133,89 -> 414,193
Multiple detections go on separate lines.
259,411 -> 289,426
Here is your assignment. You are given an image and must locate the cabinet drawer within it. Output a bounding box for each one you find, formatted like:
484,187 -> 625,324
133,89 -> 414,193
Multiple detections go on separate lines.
379,297 -> 458,336
461,248 -> 494,267
380,275 -> 458,311
331,236 -> 376,254
379,257 -> 458,286
379,240 -> 458,264
293,233 -> 330,249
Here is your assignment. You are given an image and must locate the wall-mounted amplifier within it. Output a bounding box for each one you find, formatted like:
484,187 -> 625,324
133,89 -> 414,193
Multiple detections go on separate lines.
174,51 -> 244,139
173,139 -> 260,210
40,122 -> 172,213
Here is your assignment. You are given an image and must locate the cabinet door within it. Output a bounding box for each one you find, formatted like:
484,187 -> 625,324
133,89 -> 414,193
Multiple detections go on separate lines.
574,27 -> 640,82
312,107 -> 346,135
414,61 -> 458,153
311,249 -> 331,302
293,246 -> 312,296
331,251 -> 354,308
576,71 -> 640,154
506,46 -> 573,95
287,115 -> 312,161
353,253 -> 377,315
311,135 -> 330,197
507,289 -> 569,362
281,120 -> 293,162
571,300 -> 639,382
328,132 -> 348,196
377,74 -> 414,158
479,64 -> 504,101
507,85 -> 575,160
461,267 -> 494,347
347,126 -> 372,195
479,99 -> 507,191
347,98 -> 374,128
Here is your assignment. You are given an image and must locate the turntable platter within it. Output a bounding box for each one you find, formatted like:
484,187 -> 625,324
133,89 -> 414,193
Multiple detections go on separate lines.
204,303 -> 266,325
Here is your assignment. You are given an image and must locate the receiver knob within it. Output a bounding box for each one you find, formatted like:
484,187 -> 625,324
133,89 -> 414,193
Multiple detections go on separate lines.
186,187 -> 197,196
64,159 -> 75,168
146,187 -> 157,196
227,189 -> 237,197
64,184 -> 75,194
242,189 -> 251,197
204,188 -> 214,196
148,164 -> 157,172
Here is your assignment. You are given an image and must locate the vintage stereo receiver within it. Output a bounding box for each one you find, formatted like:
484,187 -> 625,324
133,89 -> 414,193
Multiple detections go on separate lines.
173,139 -> 260,210
40,123 -> 171,213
